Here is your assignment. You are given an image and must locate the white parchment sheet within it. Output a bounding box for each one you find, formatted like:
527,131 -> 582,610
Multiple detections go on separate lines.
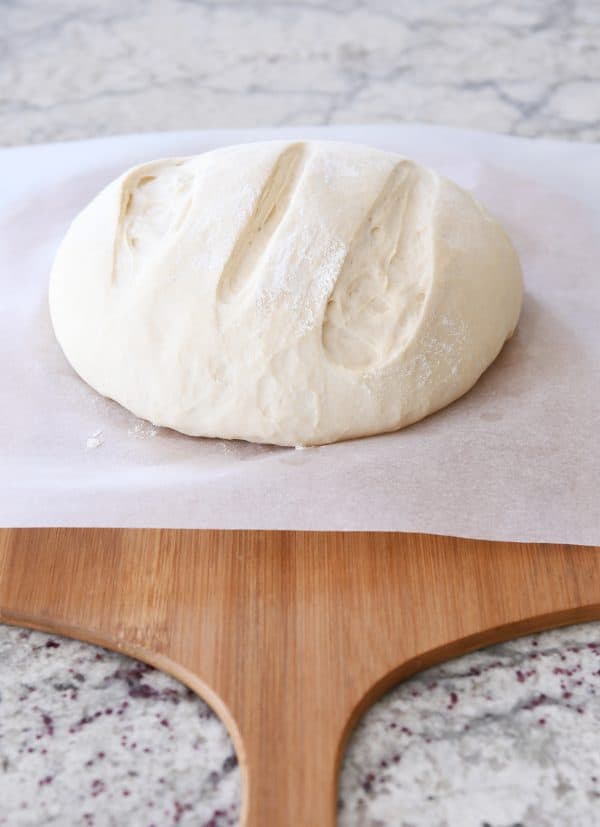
1,124 -> 598,542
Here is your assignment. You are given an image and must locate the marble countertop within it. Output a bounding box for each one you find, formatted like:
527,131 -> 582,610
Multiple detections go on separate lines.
1,1 -> 599,825
2,0 -> 599,147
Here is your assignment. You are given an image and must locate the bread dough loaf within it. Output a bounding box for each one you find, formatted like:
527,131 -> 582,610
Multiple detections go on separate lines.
49,141 -> 523,446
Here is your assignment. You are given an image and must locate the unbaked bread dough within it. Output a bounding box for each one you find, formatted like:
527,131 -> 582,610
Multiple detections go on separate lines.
49,140 -> 523,446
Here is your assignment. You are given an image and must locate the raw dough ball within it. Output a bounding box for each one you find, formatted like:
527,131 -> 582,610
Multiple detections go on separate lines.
49,141 -> 523,446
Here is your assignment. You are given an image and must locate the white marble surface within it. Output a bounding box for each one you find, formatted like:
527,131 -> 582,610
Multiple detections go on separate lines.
1,0 -> 599,146
1,0 -> 600,824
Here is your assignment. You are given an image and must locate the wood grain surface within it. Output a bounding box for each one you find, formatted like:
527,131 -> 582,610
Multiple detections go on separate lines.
1,529 -> 599,826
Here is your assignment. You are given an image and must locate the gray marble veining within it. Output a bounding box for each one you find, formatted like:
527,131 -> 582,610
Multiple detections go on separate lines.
1,0 -> 599,146
1,0 -> 600,824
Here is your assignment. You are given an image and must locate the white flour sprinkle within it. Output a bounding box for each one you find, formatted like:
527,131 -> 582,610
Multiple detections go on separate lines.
255,226 -> 347,333
128,420 -> 158,438
85,429 -> 104,450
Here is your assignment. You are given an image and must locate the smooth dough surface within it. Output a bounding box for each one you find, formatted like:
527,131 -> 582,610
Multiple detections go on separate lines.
49,140 -> 523,446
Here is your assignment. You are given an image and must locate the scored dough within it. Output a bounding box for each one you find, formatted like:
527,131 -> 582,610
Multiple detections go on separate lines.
49,140 -> 523,447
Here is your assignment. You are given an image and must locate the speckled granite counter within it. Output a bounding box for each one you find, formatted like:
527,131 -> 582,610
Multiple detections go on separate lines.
1,1 -> 599,825
4,624 -> 600,827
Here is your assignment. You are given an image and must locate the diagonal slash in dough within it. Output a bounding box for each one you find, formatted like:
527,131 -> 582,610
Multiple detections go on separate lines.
216,143 -> 307,303
322,161 -> 437,371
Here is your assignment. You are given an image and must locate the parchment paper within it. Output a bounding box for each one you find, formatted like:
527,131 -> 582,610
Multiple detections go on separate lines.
1,124 -> 598,543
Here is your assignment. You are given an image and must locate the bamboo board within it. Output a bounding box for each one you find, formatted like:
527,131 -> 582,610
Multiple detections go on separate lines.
1,529 -> 599,826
